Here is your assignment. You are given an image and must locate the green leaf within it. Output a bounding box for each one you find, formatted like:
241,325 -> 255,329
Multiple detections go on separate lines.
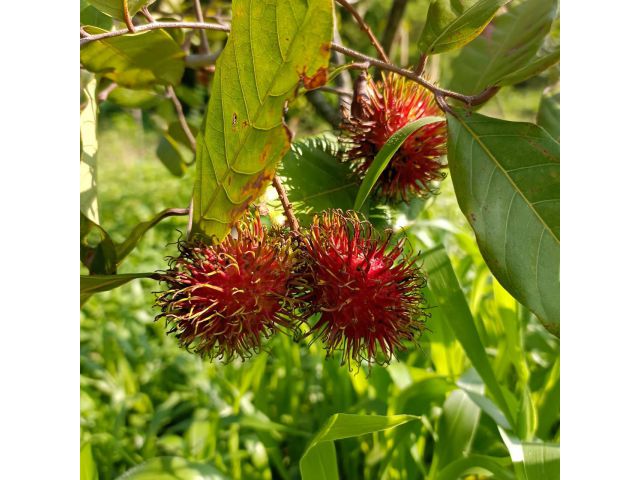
422,245 -> 516,427
81,272 -> 154,295
419,0 -> 512,55
496,47 -> 560,86
81,213 -> 117,275
300,414 -> 419,480
108,86 -> 163,108
115,208 -> 188,261
116,456 -> 228,480
156,133 -> 188,177
432,389 -> 482,472
536,92 -> 560,142
354,116 -> 444,211
438,455 -> 515,480
80,77 -> 100,225
192,0 -> 333,240
81,26 -> 185,88
447,0 -> 558,94
80,443 -> 99,480
499,428 -> 559,480
87,0 -> 150,22
279,134 -> 358,221
81,0 -> 113,30
446,110 -> 560,329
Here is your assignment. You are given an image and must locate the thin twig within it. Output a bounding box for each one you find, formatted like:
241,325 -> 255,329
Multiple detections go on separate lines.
185,51 -> 222,68
317,85 -> 351,96
97,82 -> 117,102
80,27 -> 89,38
335,0 -> 389,62
166,85 -> 197,153
193,0 -> 212,55
122,0 -> 136,33
272,176 -> 299,233
80,21 -> 230,45
140,6 -> 154,22
381,0 -> 408,55
414,52 -> 427,76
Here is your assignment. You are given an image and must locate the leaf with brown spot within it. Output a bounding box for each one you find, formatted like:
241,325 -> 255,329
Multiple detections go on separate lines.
193,0 -> 334,241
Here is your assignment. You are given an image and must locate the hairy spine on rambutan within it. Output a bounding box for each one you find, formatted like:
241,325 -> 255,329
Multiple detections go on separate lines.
154,215 -> 306,361
298,210 -> 426,367
342,72 -> 448,202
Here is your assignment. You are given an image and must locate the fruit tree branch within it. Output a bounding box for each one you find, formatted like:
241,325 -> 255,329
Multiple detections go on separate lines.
272,176 -> 300,233
166,85 -> 197,153
79,20 -> 499,109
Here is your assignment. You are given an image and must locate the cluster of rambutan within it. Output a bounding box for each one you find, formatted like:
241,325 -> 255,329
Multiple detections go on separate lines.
155,211 -> 426,367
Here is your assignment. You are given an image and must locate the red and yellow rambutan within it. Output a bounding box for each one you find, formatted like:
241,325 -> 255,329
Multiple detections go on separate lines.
154,216 -> 304,361
342,72 -> 448,202
299,210 -> 426,366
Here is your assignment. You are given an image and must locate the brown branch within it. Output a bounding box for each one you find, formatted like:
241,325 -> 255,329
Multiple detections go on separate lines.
166,85 -> 197,153
335,0 -> 389,62
193,0 -> 211,55
272,176 -> 299,233
414,52 -> 428,76
381,0 -> 408,55
78,20 -> 498,109
330,43 -> 500,108
122,0 -> 136,33
97,82 -> 117,102
79,21 -> 230,45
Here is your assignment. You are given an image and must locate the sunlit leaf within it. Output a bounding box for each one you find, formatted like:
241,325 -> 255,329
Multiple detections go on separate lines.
300,414 -> 419,480
87,0 -> 150,22
192,0 -> 333,240
81,27 -> 185,88
81,77 -> 100,224
419,0 -> 512,55
496,47 -> 560,86
438,455 -> 516,480
81,272 -> 154,295
116,456 -> 228,480
499,428 -> 560,480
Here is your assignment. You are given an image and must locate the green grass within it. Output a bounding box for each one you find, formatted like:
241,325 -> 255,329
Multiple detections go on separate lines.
81,109 -> 559,480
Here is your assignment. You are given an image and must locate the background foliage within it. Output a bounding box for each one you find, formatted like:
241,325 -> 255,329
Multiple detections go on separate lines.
80,0 -> 560,478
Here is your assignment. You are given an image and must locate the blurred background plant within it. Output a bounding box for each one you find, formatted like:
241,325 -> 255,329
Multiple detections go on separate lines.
81,0 -> 560,478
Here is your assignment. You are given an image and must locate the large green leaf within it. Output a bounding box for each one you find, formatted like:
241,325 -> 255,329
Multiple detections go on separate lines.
432,388 -> 482,473
279,134 -> 358,222
354,116 -> 444,211
438,455 -> 515,480
116,456 -> 228,480
80,77 -> 99,224
537,92 -> 560,142
81,213 -> 117,275
499,428 -> 559,480
81,27 -> 185,88
419,0 -> 512,55
299,414 -> 419,480
87,0 -> 150,22
81,0 -> 113,30
447,0 -> 558,94
496,47 -> 560,86
81,272 -> 154,295
192,0 -> 333,240
446,110 -> 560,330
422,245 -> 516,427
80,443 -> 99,480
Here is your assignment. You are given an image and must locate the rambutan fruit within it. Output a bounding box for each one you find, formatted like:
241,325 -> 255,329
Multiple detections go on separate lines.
342,72 -> 448,202
300,210 -> 426,366
154,215 -> 304,361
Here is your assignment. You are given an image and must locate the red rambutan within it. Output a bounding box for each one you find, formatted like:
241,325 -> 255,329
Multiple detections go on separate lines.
300,210 -> 426,366
154,216 -> 303,361
342,72 -> 448,202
